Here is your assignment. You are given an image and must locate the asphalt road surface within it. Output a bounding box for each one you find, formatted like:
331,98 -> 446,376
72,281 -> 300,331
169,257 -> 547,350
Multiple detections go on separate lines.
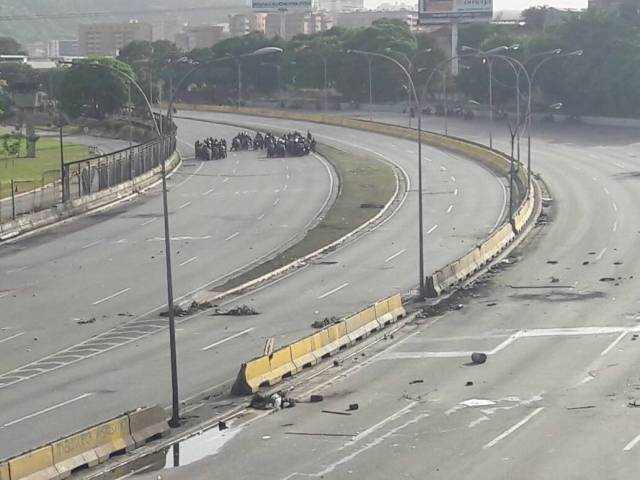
0,112 -> 503,458
138,113 -> 640,479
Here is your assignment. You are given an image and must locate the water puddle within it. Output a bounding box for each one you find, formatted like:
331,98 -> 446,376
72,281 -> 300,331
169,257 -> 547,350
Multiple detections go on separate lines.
164,422 -> 244,469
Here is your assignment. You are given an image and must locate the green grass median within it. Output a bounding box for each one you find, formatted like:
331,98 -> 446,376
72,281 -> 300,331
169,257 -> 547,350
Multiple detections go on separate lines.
0,138 -> 89,198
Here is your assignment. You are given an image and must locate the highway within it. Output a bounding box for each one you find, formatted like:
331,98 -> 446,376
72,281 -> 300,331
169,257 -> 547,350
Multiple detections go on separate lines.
141,114 -> 640,479
0,119 -> 332,376
0,112 -> 504,458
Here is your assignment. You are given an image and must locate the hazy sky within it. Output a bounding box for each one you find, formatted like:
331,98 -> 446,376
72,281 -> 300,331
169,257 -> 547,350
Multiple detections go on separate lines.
365,0 -> 588,9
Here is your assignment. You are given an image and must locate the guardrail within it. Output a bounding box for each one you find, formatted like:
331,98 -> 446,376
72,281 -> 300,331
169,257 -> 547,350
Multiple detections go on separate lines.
232,294 -> 405,395
0,406 -> 168,480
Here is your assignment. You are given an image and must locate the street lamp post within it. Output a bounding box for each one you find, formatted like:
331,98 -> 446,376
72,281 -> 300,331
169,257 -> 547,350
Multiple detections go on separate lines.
368,56 -> 373,121
348,49 -> 426,299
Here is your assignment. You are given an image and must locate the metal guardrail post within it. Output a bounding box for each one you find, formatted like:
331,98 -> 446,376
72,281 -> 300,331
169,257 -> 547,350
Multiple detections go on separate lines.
11,179 -> 16,220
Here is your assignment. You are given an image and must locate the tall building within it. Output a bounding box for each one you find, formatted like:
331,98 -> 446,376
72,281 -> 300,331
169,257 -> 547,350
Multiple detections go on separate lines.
78,21 -> 153,57
265,11 -> 308,39
229,14 -> 252,37
175,25 -> 225,51
333,10 -> 416,29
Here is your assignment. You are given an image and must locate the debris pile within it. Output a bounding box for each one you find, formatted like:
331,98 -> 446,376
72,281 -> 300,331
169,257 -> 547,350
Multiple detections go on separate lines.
311,316 -> 340,329
212,304 -> 260,316
160,300 -> 214,317
250,391 -> 296,410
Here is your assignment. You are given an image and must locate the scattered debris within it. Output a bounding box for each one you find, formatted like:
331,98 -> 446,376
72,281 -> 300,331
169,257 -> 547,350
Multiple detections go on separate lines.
218,421 -> 227,431
161,300 -> 214,317
628,400 -> 640,408
249,391 -> 294,410
582,261 -> 590,266
550,277 -> 560,283
471,353 -> 487,365
360,203 -> 385,209
409,379 -> 424,385
117,312 -> 133,317
76,318 -> 96,325
547,260 -> 558,264
600,277 -> 616,282
348,403 -> 359,411
465,381 -> 474,386
285,432 -> 355,437
614,261 -> 623,265
632,334 -> 639,341
312,316 -> 340,329
588,251 -> 596,255
310,394 -> 324,403
486,303 -> 497,307
212,304 -> 259,316
567,405 -> 596,410
333,360 -> 341,367
322,410 -> 352,416
450,304 -> 463,311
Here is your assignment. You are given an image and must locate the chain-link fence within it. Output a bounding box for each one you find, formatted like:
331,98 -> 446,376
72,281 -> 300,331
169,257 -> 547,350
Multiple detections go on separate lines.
62,135 -> 176,203
0,131 -> 176,224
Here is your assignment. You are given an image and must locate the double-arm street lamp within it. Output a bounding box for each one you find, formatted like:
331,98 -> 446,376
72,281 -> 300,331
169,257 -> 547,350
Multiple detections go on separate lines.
347,48 -> 427,299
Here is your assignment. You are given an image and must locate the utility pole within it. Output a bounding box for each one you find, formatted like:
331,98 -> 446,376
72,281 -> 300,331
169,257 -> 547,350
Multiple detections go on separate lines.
59,126 -> 65,203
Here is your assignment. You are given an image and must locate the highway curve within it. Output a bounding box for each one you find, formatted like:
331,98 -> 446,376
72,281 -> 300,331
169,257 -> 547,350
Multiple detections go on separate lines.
146,115 -> 640,479
0,112 -> 504,458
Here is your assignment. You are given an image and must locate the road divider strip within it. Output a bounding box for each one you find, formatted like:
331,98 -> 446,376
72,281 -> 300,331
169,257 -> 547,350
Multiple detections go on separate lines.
173,104 -> 538,299
0,406 -> 168,480
231,293 -> 405,395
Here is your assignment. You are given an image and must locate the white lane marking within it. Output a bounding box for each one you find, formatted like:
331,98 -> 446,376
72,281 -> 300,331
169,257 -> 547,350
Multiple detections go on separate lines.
0,292 -> 8,300
2,393 -> 94,428
225,232 -> 240,241
613,202 -> 618,212
202,187 -> 216,196
273,198 -> 280,206
406,149 -> 413,154
451,175 -> 456,182
491,178 -> 509,232
174,161 -> 205,188
81,240 -> 103,249
427,224 -> 439,234
201,327 -> 255,351
347,401 -> 417,445
482,407 -> 544,449
286,173 -> 291,180
603,187 -> 610,195
447,205 -> 453,214
235,159 -> 240,165
592,176 -> 598,181
624,432 -> 640,451
385,249 -> 407,263
6,266 -> 27,274
615,162 -> 625,169
0,332 -> 25,344
232,168 -> 237,174
92,288 -> 131,306
257,213 -> 265,220
600,331 -> 627,356
283,184 -> 288,191
318,282 -> 349,299
140,218 -> 157,226
148,235 -> 212,242
454,188 -> 459,196
178,201 -> 192,210
612,222 -> 618,232
178,256 -> 198,268
595,247 -> 608,261
223,177 -> 230,183
440,165 -> 447,171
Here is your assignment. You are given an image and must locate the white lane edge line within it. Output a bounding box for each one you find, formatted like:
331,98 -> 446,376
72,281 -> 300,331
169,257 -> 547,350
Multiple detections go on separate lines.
81,240 -> 103,249
178,256 -> 198,268
595,247 -> 608,262
202,187 -> 216,196
0,292 -> 9,299
257,213 -> 265,220
201,327 -> 255,351
612,222 -> 618,232
318,282 -> 349,299
92,288 -> 131,306
178,201 -> 192,210
427,224 -> 439,235
385,249 -> 407,263
140,218 -> 157,226
613,202 -> 618,212
0,332 -> 25,344
225,232 -> 240,241
2,393 -> 94,428
451,175 -> 456,182
223,177 -> 230,183
600,331 -> 627,356
482,407 -> 544,449
454,188 -> 459,196
624,432 -> 640,451
273,198 -> 280,206
446,205 -> 453,214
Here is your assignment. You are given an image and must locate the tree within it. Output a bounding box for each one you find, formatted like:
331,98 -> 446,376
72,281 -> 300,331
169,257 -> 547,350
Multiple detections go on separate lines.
59,57 -> 135,119
0,36 -> 24,55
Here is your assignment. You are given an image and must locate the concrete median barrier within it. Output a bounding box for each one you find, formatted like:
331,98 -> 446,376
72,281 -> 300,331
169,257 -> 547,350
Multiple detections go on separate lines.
1,406 -> 167,480
231,294 -> 405,395
127,406 -> 169,449
7,445 -> 58,480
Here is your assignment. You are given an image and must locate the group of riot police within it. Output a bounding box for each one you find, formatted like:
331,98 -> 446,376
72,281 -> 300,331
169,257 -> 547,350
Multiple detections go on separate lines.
195,138 -> 227,160
195,130 -> 315,160
266,131 -> 315,158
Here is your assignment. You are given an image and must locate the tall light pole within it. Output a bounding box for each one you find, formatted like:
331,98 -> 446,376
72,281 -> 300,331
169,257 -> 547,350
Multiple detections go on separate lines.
232,47 -> 283,108
348,49 -> 426,299
368,56 -> 373,121
385,48 -> 432,127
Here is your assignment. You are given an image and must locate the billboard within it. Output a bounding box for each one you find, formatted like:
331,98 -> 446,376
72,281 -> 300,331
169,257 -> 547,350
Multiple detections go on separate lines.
419,0 -> 493,24
252,0 -> 312,9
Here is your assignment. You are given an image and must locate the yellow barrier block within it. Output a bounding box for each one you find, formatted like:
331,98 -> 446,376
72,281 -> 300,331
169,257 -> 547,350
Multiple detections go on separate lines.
327,322 -> 347,342
344,313 -> 364,334
8,446 -> 59,480
269,347 -> 297,380
361,306 -> 377,324
0,462 -> 10,480
243,356 -> 271,391
290,337 -> 317,370
386,294 -> 405,320
128,406 -> 168,449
